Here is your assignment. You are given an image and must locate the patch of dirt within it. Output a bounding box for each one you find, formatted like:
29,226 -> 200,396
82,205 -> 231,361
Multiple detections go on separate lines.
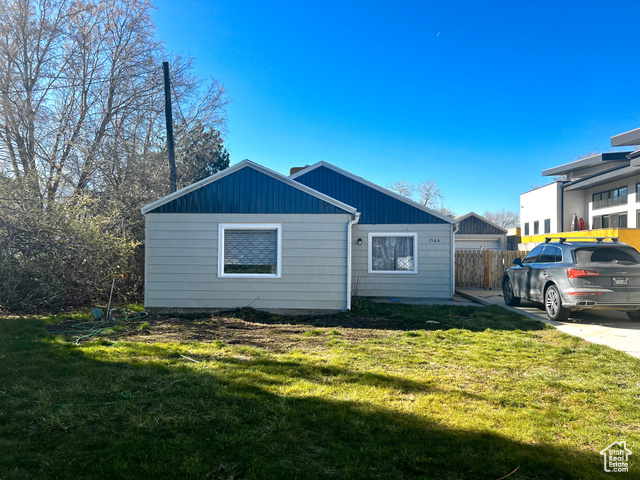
46,308 -> 396,351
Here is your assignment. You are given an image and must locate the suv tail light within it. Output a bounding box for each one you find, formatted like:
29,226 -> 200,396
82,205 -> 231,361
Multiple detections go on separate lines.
566,268 -> 600,278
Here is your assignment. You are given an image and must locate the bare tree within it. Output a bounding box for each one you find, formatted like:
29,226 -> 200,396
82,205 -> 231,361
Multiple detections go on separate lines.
0,0 -> 228,208
387,179 -> 414,198
388,177 -> 453,215
483,209 -> 520,229
434,203 -> 455,218
416,179 -> 444,208
0,0 -> 229,310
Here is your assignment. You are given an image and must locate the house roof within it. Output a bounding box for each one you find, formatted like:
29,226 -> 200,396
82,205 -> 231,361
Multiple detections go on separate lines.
611,127 -> 640,147
564,164 -> 640,191
454,212 -> 507,234
141,160 -> 358,215
290,161 -> 455,225
542,152 -> 631,178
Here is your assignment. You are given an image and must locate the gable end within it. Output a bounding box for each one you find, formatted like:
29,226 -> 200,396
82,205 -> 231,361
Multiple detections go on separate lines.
292,164 -> 451,224
146,164 -> 354,215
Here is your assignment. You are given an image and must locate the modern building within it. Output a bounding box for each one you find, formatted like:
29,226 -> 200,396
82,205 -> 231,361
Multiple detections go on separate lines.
519,127 -> 640,251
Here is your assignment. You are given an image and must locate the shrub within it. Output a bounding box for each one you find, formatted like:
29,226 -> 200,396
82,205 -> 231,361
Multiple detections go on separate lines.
0,181 -> 140,311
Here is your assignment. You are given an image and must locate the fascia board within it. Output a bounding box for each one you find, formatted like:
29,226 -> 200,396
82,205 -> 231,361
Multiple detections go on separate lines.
611,127 -> 640,147
542,153 -> 630,177
563,165 -> 640,191
290,161 -> 455,224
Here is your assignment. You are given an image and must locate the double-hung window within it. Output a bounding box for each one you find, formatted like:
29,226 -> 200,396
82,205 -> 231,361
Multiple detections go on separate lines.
368,233 -> 418,274
218,224 -> 282,278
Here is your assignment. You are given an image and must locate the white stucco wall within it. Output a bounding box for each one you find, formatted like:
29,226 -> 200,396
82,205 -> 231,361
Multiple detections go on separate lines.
520,182 -> 562,235
562,190 -> 587,230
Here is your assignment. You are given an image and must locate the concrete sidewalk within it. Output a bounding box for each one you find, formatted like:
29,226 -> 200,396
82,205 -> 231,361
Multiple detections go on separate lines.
456,287 -> 640,359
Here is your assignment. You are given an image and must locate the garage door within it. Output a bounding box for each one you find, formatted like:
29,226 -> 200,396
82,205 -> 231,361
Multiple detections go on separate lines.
456,239 -> 500,250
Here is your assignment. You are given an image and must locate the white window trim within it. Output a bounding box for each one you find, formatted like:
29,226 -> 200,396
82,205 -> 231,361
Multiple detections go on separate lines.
367,232 -> 418,274
218,223 -> 282,278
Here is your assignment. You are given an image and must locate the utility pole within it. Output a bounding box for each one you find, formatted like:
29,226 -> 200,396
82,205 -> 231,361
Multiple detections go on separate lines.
162,61 -> 177,193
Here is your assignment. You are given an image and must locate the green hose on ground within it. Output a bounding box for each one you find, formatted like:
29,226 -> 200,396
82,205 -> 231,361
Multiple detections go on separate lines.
49,309 -> 148,344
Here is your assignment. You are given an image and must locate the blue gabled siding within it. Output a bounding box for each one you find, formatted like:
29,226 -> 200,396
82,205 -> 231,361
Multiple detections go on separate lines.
148,165 -> 351,214
293,166 -> 448,224
457,215 -> 505,235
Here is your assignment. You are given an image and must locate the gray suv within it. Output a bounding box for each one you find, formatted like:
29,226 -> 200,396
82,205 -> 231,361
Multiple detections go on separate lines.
502,237 -> 640,321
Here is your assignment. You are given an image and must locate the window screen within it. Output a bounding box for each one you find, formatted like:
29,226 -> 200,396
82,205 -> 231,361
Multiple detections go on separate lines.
371,236 -> 415,272
223,229 -> 278,274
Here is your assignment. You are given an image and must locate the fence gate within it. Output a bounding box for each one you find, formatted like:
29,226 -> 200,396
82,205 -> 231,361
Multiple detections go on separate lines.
455,250 -> 528,289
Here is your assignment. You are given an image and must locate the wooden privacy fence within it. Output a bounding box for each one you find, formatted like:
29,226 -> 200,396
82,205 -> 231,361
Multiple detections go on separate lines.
455,250 -> 528,289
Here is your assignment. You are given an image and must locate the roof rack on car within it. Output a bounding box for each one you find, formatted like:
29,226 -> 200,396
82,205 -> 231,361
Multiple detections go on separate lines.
544,237 -> 567,243
544,236 -> 618,244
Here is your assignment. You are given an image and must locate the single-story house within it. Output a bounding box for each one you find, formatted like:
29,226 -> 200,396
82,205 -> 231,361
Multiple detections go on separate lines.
453,212 -> 507,250
141,160 -> 456,313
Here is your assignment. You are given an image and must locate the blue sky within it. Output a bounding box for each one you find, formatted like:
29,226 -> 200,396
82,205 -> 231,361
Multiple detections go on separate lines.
152,0 -> 640,215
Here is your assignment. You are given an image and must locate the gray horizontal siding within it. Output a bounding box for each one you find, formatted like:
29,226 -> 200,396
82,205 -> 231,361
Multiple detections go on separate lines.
352,223 -> 453,298
145,213 -> 350,311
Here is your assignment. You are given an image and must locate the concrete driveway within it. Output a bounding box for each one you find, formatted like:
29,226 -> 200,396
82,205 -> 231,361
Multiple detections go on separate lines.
457,288 -> 640,359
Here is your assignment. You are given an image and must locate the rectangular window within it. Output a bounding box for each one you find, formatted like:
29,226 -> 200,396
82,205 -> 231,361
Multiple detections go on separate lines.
544,218 -> 551,234
524,223 -> 529,236
608,213 -> 628,228
593,193 -> 602,210
602,215 -> 610,228
637,183 -> 640,200
592,186 -> 628,210
368,233 -> 418,274
533,221 -> 539,235
619,213 -> 628,228
218,224 -> 282,278
593,215 -> 602,229
637,210 -> 640,228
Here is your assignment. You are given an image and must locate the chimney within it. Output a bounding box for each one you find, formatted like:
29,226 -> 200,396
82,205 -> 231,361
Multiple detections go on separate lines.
290,165 -> 309,176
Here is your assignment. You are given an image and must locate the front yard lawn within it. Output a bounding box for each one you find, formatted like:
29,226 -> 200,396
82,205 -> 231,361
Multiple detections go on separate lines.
1,302 -> 638,479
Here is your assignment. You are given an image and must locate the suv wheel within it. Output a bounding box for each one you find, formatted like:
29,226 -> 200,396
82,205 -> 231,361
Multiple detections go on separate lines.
627,310 -> 640,321
503,277 -> 520,306
545,285 -> 569,322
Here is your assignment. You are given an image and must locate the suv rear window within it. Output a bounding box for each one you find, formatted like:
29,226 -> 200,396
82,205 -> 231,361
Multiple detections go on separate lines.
574,247 -> 640,264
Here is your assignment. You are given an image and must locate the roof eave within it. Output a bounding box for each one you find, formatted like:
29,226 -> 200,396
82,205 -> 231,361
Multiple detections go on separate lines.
542,152 -> 631,176
611,127 -> 640,147
563,165 -> 640,191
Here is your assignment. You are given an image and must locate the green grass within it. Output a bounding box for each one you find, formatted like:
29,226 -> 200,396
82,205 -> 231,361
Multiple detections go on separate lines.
1,302 -> 639,479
